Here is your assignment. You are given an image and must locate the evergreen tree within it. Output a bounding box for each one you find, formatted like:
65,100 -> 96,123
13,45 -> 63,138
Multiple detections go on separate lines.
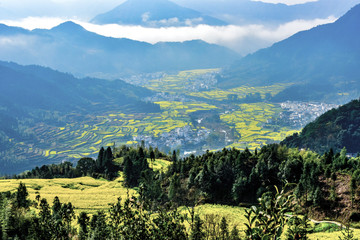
78,212 -> 90,240
52,196 -> 62,217
123,156 -> 135,187
96,147 -> 105,172
168,173 -> 181,202
15,182 -> 29,209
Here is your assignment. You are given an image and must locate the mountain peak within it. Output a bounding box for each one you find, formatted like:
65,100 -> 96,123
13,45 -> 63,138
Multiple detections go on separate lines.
51,21 -> 85,33
91,0 -> 227,27
335,3 -> 360,25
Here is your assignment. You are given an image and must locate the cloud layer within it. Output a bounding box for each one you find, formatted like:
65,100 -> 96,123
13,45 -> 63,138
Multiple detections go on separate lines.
0,16 -> 336,55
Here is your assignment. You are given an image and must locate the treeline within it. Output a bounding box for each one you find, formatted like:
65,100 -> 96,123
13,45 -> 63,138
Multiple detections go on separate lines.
139,144 -> 360,222
17,145 -> 167,182
282,99 -> 360,154
18,146 -> 118,180
14,142 -> 360,221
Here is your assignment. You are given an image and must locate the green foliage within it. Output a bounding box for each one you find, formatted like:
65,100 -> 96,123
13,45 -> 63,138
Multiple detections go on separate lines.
14,182 -> 29,209
244,185 -> 294,240
286,214 -> 311,240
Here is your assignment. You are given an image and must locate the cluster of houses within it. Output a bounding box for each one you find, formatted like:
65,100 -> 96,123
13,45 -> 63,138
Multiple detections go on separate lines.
279,101 -> 339,128
132,125 -> 211,153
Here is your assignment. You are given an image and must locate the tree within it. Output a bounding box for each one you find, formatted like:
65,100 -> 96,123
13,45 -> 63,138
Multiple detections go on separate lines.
52,196 -> 62,218
61,202 -> 75,233
96,147 -> 105,172
168,173 -> 181,202
150,150 -> 156,167
15,182 -> 29,209
76,158 -> 95,176
78,212 -> 90,240
123,156 -> 135,187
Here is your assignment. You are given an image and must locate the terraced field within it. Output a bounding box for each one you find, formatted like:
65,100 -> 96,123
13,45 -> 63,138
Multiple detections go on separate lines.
8,69 -> 302,170
187,84 -> 292,101
220,103 -> 298,150
18,101 -> 220,162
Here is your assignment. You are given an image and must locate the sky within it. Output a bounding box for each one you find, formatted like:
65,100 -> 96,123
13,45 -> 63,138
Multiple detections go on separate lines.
0,0 -> 353,55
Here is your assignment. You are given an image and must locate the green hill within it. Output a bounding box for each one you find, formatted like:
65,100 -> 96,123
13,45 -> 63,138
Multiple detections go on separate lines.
282,99 -> 360,154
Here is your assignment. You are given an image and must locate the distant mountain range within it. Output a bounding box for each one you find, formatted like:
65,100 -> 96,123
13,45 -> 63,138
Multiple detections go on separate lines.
218,4 -> 360,103
0,21 -> 239,79
92,0 -> 227,27
282,99 -> 360,154
0,61 -> 154,113
178,0 -> 360,25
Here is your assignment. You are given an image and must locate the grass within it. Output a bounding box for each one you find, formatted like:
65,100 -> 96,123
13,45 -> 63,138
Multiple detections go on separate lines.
0,176 -> 135,215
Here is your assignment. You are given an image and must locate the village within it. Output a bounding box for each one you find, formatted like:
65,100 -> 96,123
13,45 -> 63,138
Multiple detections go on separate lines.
278,101 -> 339,128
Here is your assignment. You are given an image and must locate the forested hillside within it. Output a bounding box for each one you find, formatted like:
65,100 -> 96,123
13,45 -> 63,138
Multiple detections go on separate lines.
282,99 -> 360,154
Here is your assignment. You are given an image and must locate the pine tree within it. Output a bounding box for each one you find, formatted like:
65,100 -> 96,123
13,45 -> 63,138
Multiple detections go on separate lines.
123,156 -> 135,187
15,182 -> 29,209
78,212 -> 90,240
96,147 -> 105,172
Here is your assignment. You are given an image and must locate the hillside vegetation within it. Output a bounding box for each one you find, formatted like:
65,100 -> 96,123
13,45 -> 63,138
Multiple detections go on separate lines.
2,143 -> 360,239
282,99 -> 360,153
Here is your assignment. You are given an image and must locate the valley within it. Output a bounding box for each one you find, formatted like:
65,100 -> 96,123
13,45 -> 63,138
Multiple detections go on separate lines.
1,69 -> 337,175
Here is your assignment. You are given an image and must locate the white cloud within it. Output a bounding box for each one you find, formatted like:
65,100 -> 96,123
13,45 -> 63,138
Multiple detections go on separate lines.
0,17 -> 67,30
251,0 -> 318,5
0,16 -> 337,55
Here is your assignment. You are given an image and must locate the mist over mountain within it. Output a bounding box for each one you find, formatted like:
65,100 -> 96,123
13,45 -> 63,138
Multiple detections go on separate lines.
218,4 -> 360,103
176,0 -> 360,25
91,0 -> 227,27
0,21 -> 239,79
